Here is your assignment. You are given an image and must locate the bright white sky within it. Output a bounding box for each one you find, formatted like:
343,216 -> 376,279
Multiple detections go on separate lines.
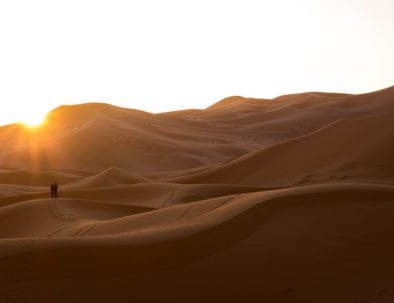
0,0 -> 393,126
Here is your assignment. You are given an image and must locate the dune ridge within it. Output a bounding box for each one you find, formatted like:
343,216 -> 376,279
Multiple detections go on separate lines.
64,166 -> 151,188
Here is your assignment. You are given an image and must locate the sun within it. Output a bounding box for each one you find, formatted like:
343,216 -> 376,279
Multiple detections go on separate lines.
20,112 -> 47,128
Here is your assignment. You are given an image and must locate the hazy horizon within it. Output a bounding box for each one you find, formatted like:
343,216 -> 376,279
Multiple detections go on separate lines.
1,0 -> 393,125
1,85 -> 393,127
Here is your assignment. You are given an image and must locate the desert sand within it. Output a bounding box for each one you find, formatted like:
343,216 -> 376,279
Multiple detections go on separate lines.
0,86 -> 394,302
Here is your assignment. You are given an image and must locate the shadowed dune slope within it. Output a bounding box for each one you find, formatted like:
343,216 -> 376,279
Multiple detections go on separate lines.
1,184 -> 394,302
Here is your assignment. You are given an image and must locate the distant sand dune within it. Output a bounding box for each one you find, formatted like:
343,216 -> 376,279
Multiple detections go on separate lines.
1,86 -> 393,173
0,168 -> 81,186
171,115 -> 394,187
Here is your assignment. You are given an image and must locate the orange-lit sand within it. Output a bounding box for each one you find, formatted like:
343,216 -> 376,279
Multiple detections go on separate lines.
0,86 -> 394,302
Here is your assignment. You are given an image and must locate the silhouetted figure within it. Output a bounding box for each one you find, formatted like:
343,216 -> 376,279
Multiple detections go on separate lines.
53,182 -> 58,198
50,183 -> 54,198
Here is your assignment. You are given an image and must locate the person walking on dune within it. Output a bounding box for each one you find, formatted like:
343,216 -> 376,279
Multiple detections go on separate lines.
53,182 -> 58,198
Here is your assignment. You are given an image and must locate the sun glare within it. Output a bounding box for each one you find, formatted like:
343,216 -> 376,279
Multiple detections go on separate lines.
20,113 -> 47,128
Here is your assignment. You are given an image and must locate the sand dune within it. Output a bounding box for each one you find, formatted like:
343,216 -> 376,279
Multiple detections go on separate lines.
0,168 -> 81,186
1,184 -> 394,302
0,106 -> 255,172
1,182 -> 264,209
2,183 -> 394,257
1,86 -> 394,302
164,86 -> 394,147
0,184 -> 43,199
0,86 -> 393,174
170,114 -> 394,187
64,166 -> 150,188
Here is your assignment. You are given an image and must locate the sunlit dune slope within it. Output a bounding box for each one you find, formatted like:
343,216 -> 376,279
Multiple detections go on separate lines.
2,183 -> 394,259
0,86 -> 393,174
0,103 -> 255,172
0,182 -> 264,209
171,114 -> 394,187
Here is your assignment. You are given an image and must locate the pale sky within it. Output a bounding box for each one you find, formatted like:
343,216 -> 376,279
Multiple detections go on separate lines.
0,0 -> 393,126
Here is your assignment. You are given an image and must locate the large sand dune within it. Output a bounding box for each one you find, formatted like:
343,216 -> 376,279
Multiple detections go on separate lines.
1,86 -> 394,302
170,114 -> 394,187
